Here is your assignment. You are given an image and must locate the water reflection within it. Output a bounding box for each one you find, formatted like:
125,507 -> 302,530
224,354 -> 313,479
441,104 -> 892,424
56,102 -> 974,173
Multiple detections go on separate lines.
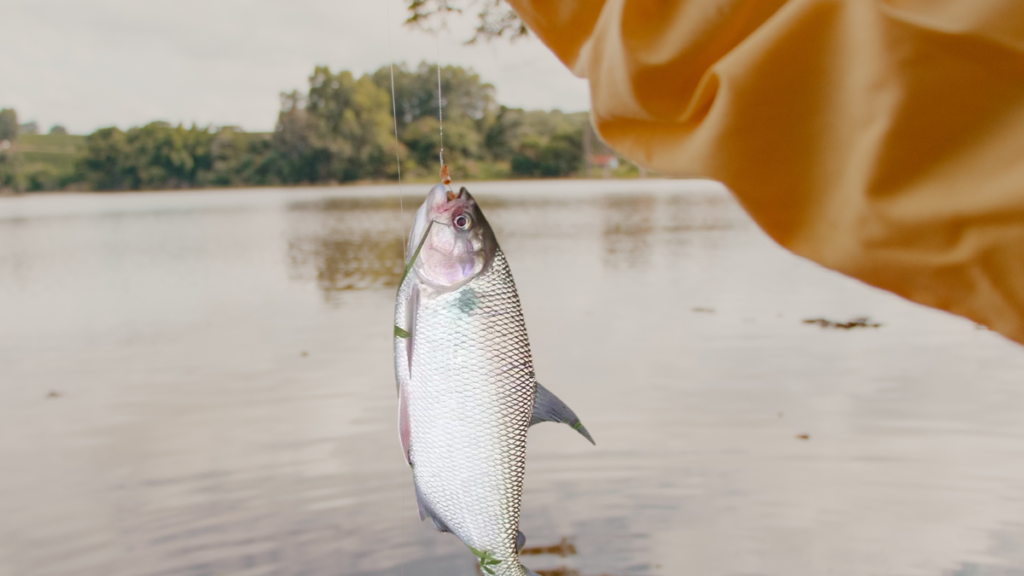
535,569 -> 619,576
287,197 -> 406,297
287,234 -> 404,294
600,192 -> 740,269
523,538 -> 624,576
284,193 -> 602,299
521,537 -> 577,557
284,190 -> 742,300
602,195 -> 655,268
463,537 -> 623,576
659,193 -> 737,233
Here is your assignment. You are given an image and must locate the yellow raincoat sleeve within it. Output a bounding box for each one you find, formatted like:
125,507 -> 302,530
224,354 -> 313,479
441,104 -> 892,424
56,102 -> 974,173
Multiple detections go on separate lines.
507,0 -> 1024,345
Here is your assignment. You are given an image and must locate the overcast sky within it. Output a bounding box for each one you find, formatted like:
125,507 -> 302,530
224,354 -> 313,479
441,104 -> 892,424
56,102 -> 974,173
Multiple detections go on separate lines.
3,0 -> 591,134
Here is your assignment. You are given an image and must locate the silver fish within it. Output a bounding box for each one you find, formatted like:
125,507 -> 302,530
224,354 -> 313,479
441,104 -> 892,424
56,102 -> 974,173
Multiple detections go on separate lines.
394,184 -> 594,576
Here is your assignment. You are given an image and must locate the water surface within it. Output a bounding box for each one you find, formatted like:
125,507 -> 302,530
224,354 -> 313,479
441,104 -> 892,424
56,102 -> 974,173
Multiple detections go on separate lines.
2,181 -> 1024,576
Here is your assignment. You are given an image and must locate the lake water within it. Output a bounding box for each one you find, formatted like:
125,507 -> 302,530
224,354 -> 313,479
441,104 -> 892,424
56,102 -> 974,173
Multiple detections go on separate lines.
2,180 -> 1024,576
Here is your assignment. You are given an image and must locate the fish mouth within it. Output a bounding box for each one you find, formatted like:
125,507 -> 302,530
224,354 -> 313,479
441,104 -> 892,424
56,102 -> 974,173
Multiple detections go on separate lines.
446,186 -> 468,202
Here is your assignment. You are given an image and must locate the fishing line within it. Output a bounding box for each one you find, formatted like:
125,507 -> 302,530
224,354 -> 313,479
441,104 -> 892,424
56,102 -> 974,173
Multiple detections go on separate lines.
436,38 -> 444,172
385,4 -> 406,259
383,19 -> 453,575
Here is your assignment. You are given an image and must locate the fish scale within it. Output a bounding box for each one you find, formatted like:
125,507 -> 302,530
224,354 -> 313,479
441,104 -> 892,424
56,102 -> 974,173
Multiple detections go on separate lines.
409,248 -> 535,576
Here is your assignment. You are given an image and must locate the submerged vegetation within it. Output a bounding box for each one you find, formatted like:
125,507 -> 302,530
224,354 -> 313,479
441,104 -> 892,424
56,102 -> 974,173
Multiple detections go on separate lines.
0,63 -> 633,193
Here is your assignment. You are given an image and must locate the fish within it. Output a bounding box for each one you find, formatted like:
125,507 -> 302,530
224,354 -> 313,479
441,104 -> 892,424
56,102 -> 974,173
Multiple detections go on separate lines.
394,183 -> 595,576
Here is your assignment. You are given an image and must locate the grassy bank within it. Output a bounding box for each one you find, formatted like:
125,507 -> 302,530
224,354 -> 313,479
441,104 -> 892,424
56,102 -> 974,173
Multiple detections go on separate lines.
1,133 -> 87,192
1,132 -> 648,194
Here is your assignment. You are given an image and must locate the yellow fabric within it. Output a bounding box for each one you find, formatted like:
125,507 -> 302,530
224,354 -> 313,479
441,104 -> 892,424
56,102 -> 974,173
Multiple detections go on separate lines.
508,0 -> 1024,344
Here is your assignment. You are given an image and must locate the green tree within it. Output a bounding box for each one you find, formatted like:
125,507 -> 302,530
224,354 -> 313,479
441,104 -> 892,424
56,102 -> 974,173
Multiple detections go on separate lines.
271,67 -> 394,183
121,122 -> 213,189
371,62 -> 496,132
64,61 -> 593,190
406,0 -> 527,44
484,105 -> 519,159
537,131 -> 582,176
79,127 -> 129,190
510,137 -> 540,176
271,90 -> 323,183
370,62 -> 497,178
0,109 -> 18,142
201,127 -> 274,187
402,115 -> 481,173
491,107 -> 588,177
78,122 -> 217,190
510,131 -> 584,178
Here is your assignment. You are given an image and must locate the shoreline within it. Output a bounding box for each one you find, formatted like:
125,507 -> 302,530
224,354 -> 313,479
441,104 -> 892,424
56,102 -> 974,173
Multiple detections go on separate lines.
0,179 -> 729,221
0,175 -> 675,198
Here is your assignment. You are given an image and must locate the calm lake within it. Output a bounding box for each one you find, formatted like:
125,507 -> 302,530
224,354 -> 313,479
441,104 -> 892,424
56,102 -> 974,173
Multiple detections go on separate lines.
2,180 -> 1024,576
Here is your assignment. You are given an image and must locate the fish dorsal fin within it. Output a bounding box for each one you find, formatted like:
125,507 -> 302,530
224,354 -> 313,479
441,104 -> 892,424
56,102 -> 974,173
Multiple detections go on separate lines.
531,382 -> 595,445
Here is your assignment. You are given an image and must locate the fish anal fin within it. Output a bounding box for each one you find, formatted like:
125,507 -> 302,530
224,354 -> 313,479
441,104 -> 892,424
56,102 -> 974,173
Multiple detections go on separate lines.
531,382 -> 596,445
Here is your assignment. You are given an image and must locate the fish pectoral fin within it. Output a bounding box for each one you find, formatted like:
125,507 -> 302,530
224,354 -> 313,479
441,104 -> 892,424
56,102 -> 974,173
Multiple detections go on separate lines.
398,384 -> 411,466
516,530 -> 526,553
531,382 -> 596,445
403,284 -> 419,378
415,482 -> 450,533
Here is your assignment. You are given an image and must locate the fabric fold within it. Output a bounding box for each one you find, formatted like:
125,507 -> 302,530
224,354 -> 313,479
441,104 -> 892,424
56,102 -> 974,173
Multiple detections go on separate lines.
508,0 -> 1024,344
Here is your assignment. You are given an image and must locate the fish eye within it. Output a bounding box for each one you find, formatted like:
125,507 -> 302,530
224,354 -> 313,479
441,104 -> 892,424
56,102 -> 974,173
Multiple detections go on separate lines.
453,213 -> 472,231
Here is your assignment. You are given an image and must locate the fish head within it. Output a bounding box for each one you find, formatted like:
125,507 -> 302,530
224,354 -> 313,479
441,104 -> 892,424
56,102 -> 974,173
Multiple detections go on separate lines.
408,184 -> 496,291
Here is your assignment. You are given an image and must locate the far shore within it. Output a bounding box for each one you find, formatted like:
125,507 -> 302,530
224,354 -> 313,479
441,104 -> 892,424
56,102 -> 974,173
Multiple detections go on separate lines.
0,174 -> 668,198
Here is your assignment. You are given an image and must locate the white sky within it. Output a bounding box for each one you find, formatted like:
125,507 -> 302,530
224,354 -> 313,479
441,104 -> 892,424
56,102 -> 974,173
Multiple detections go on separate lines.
2,0 -> 592,134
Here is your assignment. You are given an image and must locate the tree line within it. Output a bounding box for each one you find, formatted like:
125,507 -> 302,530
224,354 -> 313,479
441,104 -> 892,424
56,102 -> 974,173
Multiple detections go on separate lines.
0,63 -> 618,193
